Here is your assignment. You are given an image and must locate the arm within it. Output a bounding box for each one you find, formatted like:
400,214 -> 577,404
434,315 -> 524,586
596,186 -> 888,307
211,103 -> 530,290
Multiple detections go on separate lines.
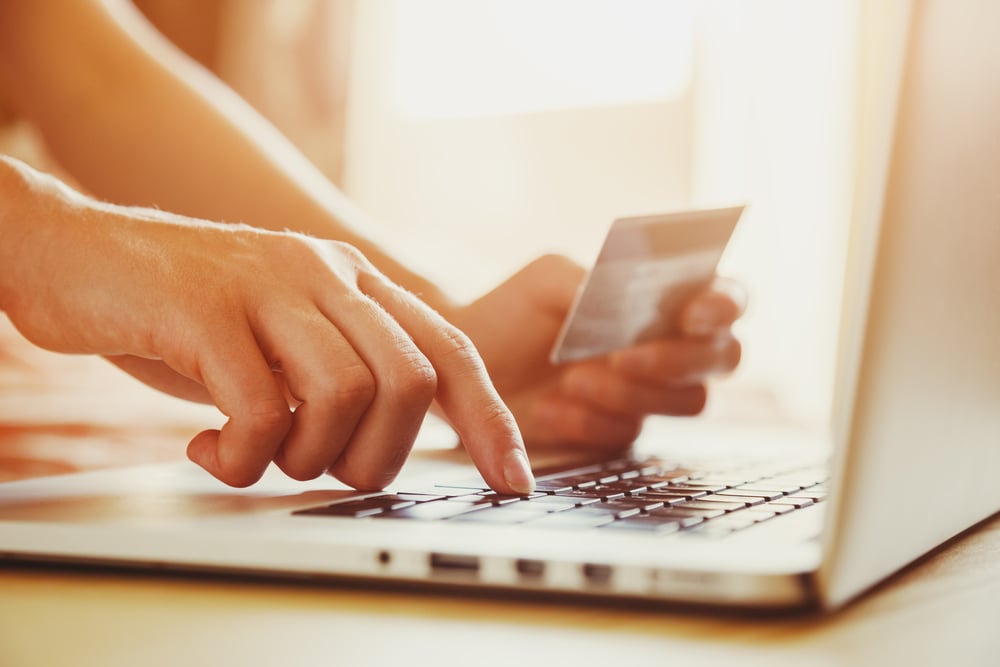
0,0 -> 454,314
0,0 -> 746,457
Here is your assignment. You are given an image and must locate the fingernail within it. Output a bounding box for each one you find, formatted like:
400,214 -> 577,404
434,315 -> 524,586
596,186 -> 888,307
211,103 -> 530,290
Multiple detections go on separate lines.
503,449 -> 535,494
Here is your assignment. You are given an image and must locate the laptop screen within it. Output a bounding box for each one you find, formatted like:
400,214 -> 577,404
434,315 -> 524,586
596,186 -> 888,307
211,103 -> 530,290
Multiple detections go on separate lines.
820,0 -> 1000,608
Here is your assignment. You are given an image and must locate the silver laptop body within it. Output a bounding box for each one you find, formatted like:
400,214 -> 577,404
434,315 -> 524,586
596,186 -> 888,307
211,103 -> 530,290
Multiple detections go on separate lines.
1,0 -> 998,611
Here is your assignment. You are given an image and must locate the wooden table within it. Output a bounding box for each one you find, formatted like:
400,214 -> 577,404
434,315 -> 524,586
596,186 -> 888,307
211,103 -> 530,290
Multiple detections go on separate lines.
2,318 -> 999,667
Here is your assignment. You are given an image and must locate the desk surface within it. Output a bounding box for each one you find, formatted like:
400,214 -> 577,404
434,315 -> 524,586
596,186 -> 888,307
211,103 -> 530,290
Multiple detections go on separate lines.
2,319 -> 999,667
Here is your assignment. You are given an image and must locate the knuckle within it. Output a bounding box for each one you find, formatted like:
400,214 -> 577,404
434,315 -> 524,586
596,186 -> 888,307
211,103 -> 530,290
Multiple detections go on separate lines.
480,401 -> 518,433
528,253 -> 579,278
435,326 -> 483,369
326,364 -> 377,410
530,253 -> 569,272
328,240 -> 372,271
386,352 -> 438,403
246,400 -> 293,438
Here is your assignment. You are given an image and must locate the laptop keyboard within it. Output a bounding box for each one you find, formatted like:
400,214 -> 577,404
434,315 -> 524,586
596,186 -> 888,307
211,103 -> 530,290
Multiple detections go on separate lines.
293,457 -> 828,538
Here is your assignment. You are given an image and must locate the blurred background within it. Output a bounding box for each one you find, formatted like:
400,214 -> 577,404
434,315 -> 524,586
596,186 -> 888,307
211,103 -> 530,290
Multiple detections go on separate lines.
8,0 -> 906,437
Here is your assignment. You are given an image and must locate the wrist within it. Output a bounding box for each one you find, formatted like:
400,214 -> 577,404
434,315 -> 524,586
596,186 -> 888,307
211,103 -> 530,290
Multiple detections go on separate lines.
0,157 -> 91,317
0,156 -> 42,311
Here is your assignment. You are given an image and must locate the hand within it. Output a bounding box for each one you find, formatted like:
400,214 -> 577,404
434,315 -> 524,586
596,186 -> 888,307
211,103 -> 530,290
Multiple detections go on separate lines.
0,159 -> 534,492
448,255 -> 744,452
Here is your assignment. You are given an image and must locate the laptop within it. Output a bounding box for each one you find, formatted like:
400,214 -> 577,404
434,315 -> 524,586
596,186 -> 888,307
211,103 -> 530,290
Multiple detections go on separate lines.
1,0 -> 998,611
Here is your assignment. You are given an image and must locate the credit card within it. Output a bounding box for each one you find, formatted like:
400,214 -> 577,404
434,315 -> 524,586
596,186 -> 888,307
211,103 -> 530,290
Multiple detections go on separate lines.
550,206 -> 744,364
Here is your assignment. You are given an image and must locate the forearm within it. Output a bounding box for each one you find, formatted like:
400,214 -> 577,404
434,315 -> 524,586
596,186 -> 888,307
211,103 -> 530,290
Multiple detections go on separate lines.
0,0 -> 455,314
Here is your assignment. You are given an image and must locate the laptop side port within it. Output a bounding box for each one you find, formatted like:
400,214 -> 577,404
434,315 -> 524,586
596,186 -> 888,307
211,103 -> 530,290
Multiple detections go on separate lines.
515,558 -> 545,579
429,553 -> 480,576
582,563 -> 613,585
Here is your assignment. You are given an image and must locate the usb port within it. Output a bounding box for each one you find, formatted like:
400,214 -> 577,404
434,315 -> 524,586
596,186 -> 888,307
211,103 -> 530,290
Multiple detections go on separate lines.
582,563 -> 613,584
429,553 -> 480,574
515,559 -> 545,579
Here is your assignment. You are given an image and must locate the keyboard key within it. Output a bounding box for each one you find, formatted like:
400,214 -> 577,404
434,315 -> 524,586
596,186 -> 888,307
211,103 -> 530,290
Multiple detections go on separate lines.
795,486 -> 828,501
598,516 -> 682,534
294,503 -> 386,518
447,506 -> 542,524
735,483 -> 804,494
742,509 -> 779,522
484,494 -> 528,506
723,488 -> 785,501
589,485 -> 627,501
550,490 -> 605,504
392,493 -> 448,502
681,499 -> 747,513
493,500 -> 564,514
695,477 -> 750,487
521,508 -> 617,530
643,487 -> 708,500
663,467 -> 706,480
602,498 -> 665,513
549,475 -> 600,490
294,495 -> 419,518
532,481 -> 574,493
375,501 -> 490,521
700,494 -> 765,507
553,487 -> 625,501
768,496 -> 815,509
760,502 -> 796,515
633,476 -> 671,489
661,483 -> 725,495
593,480 -> 650,494
524,496 -> 579,512
684,508 -> 776,534
646,508 -> 707,528
628,491 -> 691,506
445,494 -> 494,504
398,487 -> 470,498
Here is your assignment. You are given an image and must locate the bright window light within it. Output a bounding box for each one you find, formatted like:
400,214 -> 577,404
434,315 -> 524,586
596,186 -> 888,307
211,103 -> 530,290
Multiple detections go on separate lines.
391,0 -> 695,119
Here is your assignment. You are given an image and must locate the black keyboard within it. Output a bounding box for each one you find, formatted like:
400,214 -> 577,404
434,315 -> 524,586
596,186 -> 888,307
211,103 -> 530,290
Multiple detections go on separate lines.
293,457 -> 828,538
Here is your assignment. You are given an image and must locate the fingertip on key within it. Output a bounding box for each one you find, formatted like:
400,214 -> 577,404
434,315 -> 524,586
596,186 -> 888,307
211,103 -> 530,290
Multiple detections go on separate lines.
503,448 -> 536,495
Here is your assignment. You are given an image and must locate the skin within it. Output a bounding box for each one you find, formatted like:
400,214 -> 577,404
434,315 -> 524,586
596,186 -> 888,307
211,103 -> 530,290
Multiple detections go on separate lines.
450,256 -> 744,452
0,158 -> 534,493
0,0 -> 744,491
